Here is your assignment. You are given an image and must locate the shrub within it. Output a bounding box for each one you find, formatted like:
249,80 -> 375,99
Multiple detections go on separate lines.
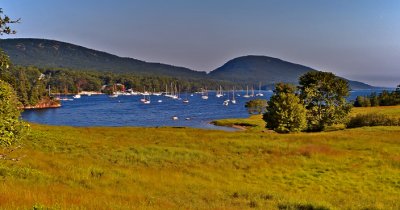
346,113 -> 400,128
245,99 -> 268,114
278,202 -> 331,210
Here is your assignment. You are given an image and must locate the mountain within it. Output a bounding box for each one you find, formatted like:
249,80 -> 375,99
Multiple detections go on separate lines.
0,38 -> 206,78
0,38 -> 375,89
209,55 -> 316,84
209,55 -> 375,89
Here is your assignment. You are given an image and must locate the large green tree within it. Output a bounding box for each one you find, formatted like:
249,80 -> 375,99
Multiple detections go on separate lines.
263,83 -> 307,133
299,71 -> 351,131
0,8 -> 27,147
0,80 -> 28,146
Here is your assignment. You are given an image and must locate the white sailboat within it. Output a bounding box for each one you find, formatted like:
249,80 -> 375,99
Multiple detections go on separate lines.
223,91 -> 230,106
73,93 -> 81,99
140,87 -> 147,102
201,88 -> 209,100
243,86 -> 250,98
73,86 -> 81,99
256,82 -> 264,96
152,88 -> 162,96
183,92 -> 189,103
142,95 -> 151,104
231,87 -> 237,104
216,85 -> 223,98
172,84 -> 179,99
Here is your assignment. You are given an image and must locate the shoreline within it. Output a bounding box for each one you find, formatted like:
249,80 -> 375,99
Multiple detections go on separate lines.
22,120 -> 240,132
24,104 -> 61,110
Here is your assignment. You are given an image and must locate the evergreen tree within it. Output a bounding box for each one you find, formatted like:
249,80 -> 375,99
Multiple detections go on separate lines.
354,96 -> 364,107
370,92 -> 379,107
263,83 -> 307,133
16,69 -> 30,106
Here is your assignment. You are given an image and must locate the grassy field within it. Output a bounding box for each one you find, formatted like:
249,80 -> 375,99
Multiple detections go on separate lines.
350,106 -> 400,117
0,106 -> 399,209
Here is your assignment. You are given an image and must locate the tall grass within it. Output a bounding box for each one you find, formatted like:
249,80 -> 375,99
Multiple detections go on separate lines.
0,106 -> 399,209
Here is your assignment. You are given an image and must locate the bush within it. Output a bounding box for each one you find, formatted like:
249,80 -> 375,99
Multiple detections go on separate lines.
346,113 -> 400,128
245,99 -> 268,114
278,202 -> 331,210
0,80 -> 28,147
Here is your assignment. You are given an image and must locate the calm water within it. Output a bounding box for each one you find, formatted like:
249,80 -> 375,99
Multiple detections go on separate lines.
22,89 -> 390,130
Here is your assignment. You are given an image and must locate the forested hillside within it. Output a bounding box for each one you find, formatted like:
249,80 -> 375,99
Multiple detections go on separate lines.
1,38 -> 375,89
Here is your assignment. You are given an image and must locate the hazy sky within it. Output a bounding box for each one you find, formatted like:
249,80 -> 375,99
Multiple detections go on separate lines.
2,0 -> 400,87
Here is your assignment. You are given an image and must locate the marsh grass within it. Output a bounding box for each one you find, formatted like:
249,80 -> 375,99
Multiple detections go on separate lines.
0,106 -> 399,209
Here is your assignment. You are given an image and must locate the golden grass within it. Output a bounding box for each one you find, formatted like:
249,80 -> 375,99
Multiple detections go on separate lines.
350,105 -> 400,117
0,106 -> 399,209
211,115 -> 266,131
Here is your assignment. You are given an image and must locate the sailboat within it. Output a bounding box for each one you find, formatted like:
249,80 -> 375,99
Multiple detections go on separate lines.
201,88 -> 209,100
140,87 -> 147,102
216,85 -> 223,98
141,93 -> 151,104
183,93 -> 189,103
73,86 -> 81,99
231,87 -> 237,104
250,86 -> 255,97
243,86 -> 250,98
223,91 -> 230,106
152,88 -> 162,96
256,82 -> 264,96
143,95 -> 151,104
172,84 -> 179,99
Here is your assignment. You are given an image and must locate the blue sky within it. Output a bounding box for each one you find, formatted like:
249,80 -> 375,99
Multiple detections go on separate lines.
1,0 -> 400,86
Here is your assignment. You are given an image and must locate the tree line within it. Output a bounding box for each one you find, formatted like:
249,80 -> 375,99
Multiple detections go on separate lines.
353,88 -> 400,107
0,65 -> 242,107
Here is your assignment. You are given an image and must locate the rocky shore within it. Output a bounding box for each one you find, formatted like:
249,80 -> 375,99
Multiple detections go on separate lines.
23,99 -> 61,109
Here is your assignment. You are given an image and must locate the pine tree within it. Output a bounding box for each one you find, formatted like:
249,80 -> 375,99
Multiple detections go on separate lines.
263,83 -> 307,133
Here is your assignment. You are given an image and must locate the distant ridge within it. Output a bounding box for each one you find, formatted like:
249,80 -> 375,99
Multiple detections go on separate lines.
0,38 -> 206,78
0,38 -> 375,89
208,55 -> 375,89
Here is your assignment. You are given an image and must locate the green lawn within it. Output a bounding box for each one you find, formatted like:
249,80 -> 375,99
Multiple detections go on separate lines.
0,106 -> 399,209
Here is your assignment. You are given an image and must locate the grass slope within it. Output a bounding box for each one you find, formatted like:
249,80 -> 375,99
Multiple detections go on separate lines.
0,107 -> 399,209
